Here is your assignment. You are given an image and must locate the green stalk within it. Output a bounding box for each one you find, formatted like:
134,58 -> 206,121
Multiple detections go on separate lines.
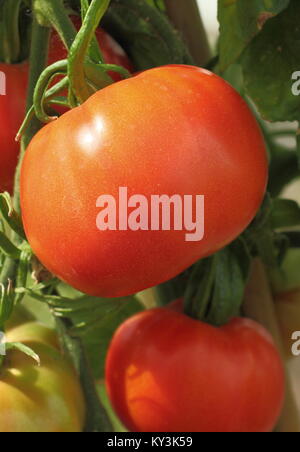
68,0 -> 111,103
56,318 -> 113,432
33,59 -> 68,122
14,19 -> 50,214
0,0 -> 22,63
33,0 -> 77,50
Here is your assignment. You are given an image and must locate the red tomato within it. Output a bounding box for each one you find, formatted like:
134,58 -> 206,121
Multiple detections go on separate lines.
20,65 -> 268,297
105,307 -> 285,432
0,62 -> 28,193
48,16 -> 133,81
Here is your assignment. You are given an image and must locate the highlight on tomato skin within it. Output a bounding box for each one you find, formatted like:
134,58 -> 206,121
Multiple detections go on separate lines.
105,303 -> 285,433
20,65 -> 268,298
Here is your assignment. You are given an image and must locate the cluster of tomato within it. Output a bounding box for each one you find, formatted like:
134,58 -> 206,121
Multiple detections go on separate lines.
0,15 -> 288,433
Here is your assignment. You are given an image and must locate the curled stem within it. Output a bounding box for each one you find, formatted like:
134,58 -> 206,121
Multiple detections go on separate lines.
33,59 -> 68,122
17,76 -> 70,140
68,0 -> 112,103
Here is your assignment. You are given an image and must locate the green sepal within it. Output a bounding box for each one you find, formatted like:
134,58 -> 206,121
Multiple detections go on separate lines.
0,193 -> 26,240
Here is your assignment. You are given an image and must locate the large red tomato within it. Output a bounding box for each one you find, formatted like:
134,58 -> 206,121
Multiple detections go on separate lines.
20,65 -> 268,297
105,307 -> 285,432
0,62 -> 28,193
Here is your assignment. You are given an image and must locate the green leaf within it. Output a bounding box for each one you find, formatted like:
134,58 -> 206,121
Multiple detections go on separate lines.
102,0 -> 193,71
184,256 -> 217,320
5,342 -> 40,365
0,280 -> 14,330
241,0 -> 300,121
74,297 -> 144,379
35,287 -> 145,379
244,195 -> 278,267
146,0 -> 165,11
218,0 -> 290,71
183,240 -> 251,326
206,240 -> 251,326
268,146 -> 299,197
55,318 -> 113,433
15,249 -> 32,304
270,198 -> 300,229
0,231 -> 21,259
269,247 -> 300,292
155,271 -> 189,306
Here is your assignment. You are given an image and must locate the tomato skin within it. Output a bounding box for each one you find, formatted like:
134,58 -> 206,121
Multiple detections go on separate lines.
0,62 -> 28,193
6,321 -> 60,350
21,65 -> 268,298
105,308 -> 285,432
0,323 -> 85,432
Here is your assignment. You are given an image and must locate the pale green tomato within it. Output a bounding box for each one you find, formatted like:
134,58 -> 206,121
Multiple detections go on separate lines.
0,323 -> 85,432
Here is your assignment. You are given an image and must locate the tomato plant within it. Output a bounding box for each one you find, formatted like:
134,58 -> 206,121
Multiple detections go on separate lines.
105,305 -> 285,432
0,62 -> 28,193
0,322 -> 85,433
20,64 -> 267,298
1,0 -> 300,434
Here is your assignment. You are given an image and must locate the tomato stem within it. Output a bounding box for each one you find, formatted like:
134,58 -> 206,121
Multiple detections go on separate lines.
33,59 -> 68,122
14,18 -> 51,212
68,0 -> 112,103
0,0 -> 22,63
55,318 -> 113,432
183,256 -> 217,321
34,0 -> 77,51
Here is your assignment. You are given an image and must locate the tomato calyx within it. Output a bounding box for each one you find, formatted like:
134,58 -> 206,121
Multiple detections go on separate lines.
182,239 -> 251,327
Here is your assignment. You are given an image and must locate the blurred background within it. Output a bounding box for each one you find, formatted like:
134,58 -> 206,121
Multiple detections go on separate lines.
197,0 -> 218,48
